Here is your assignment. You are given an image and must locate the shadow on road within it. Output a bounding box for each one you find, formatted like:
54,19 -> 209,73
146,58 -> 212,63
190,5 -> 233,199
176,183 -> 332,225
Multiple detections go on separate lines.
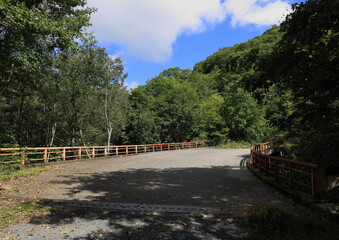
46,166 -> 264,208
26,207 -> 243,240
8,167 -> 252,239
2,155 -> 289,240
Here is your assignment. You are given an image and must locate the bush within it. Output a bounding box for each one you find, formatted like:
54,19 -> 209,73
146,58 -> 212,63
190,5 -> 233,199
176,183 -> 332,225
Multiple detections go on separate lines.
243,204 -> 339,240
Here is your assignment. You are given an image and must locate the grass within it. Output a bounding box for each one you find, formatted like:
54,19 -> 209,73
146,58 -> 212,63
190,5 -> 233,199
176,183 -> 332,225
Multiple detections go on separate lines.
0,164 -> 53,230
0,200 -> 52,230
0,164 -> 51,180
211,141 -> 251,149
243,204 -> 339,240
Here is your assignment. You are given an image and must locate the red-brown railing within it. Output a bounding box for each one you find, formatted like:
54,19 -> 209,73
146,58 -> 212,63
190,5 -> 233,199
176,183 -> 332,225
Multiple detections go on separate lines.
0,141 -> 205,166
250,141 -> 323,198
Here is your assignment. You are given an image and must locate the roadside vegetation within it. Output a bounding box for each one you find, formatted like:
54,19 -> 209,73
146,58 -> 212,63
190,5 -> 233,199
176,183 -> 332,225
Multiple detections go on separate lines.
0,200 -> 52,230
0,165 -> 51,181
211,141 -> 251,149
0,165 -> 52,230
243,204 -> 339,240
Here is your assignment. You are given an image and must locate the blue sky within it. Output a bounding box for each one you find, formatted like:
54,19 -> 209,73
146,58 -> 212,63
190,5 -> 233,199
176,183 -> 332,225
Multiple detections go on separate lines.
86,0 -> 302,89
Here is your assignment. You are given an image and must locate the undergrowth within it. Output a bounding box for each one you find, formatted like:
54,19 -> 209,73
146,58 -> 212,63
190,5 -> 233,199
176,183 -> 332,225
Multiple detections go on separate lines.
0,164 -> 50,180
243,204 -> 339,240
0,201 -> 52,230
211,141 -> 251,149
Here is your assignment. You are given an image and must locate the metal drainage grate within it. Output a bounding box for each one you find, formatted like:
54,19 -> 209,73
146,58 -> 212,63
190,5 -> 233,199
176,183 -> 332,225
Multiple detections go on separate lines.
39,199 -> 242,214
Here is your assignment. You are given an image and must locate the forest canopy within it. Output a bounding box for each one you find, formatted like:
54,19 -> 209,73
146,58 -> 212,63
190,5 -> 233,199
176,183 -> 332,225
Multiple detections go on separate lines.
0,0 -> 337,164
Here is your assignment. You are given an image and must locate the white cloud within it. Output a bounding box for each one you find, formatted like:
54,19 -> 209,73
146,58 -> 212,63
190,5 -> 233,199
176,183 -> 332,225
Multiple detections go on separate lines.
88,0 -> 227,62
87,0 -> 291,62
225,0 -> 292,26
124,81 -> 139,90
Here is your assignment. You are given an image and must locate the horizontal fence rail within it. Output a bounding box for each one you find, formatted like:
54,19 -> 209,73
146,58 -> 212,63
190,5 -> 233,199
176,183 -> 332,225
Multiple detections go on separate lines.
250,141 -> 324,198
0,141 -> 205,166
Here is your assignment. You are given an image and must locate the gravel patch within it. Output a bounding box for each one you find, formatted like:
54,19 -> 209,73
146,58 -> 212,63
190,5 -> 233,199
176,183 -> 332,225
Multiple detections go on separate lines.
1,207 -> 245,240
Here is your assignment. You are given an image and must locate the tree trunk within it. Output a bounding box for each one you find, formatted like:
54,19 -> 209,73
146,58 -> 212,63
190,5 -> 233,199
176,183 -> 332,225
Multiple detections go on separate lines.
80,129 -> 91,158
107,127 -> 112,147
104,91 -> 112,147
49,122 -> 57,147
47,122 -> 57,162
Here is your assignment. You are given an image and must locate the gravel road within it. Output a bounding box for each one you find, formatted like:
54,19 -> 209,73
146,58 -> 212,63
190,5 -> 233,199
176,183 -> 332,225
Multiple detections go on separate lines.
0,148 -> 294,239
1,207 -> 244,240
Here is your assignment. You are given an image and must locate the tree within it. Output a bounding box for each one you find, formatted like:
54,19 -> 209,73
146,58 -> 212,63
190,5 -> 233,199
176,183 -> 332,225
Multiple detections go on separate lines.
200,94 -> 228,145
266,0 -> 339,163
127,69 -> 204,144
156,79 -> 202,142
127,85 -> 162,144
0,0 -> 93,146
223,88 -> 268,143
54,40 -> 128,146
0,0 -> 93,95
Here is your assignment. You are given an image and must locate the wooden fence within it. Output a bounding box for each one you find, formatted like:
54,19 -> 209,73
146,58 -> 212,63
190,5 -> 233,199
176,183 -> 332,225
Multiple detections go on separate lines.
0,141 -> 205,166
250,141 -> 325,198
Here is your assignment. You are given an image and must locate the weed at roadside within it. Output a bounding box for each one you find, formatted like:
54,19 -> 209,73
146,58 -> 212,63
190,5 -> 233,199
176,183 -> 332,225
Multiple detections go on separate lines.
243,204 -> 339,240
0,201 -> 52,230
211,141 -> 251,149
0,165 -> 51,180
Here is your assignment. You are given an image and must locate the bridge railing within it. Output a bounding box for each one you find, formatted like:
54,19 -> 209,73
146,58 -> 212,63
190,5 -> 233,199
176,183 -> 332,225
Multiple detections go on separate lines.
250,141 -> 323,198
0,141 -> 205,166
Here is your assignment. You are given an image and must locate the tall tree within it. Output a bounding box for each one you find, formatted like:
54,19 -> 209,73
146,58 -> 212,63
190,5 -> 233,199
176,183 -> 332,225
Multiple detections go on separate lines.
0,0 -> 93,146
127,69 -> 203,144
266,0 -> 339,163
54,40 -> 128,146
223,88 -> 268,143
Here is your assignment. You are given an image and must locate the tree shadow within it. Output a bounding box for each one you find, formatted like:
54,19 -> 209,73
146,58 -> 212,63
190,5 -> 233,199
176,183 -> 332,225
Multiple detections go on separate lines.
44,165 -> 266,208
11,160 -> 285,239
28,207 -> 244,240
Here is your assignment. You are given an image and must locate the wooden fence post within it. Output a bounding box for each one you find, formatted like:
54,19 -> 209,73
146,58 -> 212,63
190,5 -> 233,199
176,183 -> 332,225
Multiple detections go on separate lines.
20,149 -> 26,166
92,148 -> 95,158
126,146 -> 128,155
78,148 -> 81,159
44,149 -> 48,163
63,148 -> 66,161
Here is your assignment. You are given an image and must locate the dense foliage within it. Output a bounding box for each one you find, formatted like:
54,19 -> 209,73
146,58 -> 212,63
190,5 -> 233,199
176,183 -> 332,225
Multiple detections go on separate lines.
1,0 -> 337,163
265,0 -> 339,163
126,26 -> 282,145
0,1 -> 128,147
